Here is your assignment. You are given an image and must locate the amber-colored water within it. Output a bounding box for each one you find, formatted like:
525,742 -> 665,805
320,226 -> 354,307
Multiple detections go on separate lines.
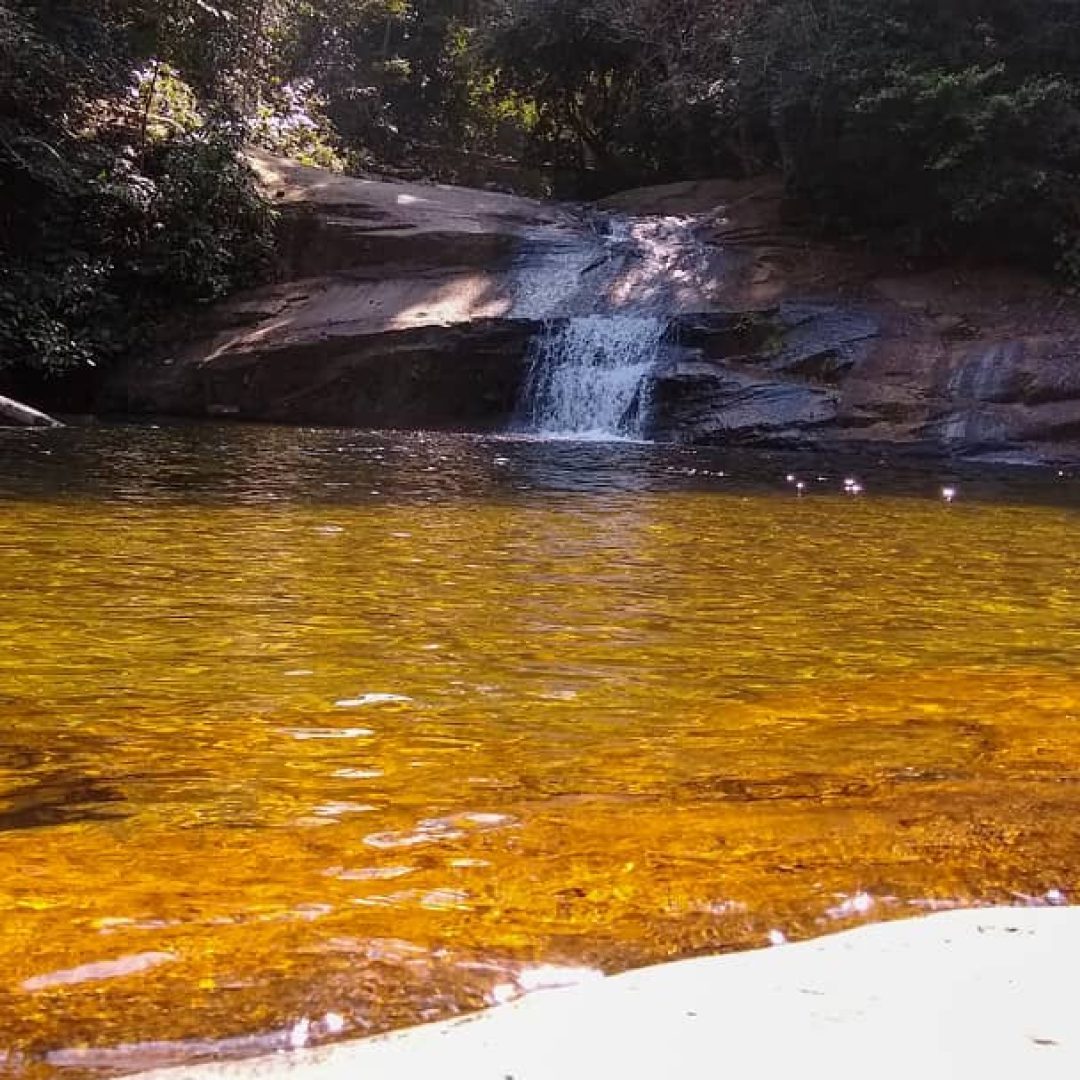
2,425 -> 1079,1076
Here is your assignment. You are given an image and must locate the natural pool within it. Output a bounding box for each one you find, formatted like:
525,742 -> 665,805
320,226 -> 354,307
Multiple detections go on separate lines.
2,423 -> 1079,1076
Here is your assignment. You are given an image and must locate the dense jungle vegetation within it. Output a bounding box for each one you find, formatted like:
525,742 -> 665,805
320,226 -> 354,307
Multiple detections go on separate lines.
4,0 -> 1080,389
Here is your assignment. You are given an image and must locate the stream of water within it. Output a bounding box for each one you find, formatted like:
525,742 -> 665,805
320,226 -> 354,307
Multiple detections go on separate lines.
518,315 -> 666,439
512,215 -> 719,439
2,424 -> 1079,1076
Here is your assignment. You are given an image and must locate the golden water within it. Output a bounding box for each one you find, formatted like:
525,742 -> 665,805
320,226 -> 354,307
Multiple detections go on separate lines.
2,427 -> 1079,1075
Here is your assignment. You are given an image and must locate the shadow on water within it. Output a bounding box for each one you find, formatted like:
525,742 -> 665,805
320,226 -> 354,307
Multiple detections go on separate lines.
0,701 -> 132,832
0,772 -> 129,831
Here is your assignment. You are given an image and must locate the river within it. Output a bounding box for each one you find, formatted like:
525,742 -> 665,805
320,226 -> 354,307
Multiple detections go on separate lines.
2,423 -> 1079,1075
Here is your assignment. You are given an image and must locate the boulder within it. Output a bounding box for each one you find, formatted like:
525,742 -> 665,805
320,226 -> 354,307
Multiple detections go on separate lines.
652,306 -> 1080,458
650,361 -> 839,445
105,154 -> 585,428
651,305 -> 871,447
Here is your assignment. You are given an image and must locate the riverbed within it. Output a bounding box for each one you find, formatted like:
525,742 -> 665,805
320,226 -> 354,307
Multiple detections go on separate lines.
2,423 -> 1079,1075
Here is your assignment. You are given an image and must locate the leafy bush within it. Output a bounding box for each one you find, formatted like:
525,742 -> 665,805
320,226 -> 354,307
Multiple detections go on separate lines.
249,80 -> 348,170
480,0 -> 1080,269
739,1 -> 1080,264
0,1 -> 274,389
128,135 -> 276,304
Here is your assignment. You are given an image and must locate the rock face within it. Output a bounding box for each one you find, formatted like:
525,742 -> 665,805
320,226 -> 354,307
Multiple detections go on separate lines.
651,307 -> 874,446
106,152 -> 733,433
928,337 -> 1080,450
610,179 -> 1080,460
108,154 -> 1080,462
649,307 -> 1080,460
119,318 -> 540,431
106,151 -> 575,430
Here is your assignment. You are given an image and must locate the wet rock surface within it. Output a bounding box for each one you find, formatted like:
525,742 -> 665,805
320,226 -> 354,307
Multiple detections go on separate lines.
650,306 -> 1080,459
650,363 -> 841,446
651,307 -> 870,445
926,337 -> 1080,452
107,156 -> 1080,462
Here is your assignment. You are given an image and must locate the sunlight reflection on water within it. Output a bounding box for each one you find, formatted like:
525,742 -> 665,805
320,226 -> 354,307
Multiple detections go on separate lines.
0,424 -> 1078,1075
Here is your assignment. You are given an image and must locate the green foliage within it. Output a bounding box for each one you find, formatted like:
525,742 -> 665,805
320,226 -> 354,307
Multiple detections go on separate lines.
0,0 -> 275,386
482,0 -> 649,175
249,79 -> 349,170
126,135 -> 277,304
1,129 -> 275,377
735,0 -> 1080,263
276,0 -> 505,173
478,0 -> 1080,267
6,0 -> 1080,398
480,0 -> 751,184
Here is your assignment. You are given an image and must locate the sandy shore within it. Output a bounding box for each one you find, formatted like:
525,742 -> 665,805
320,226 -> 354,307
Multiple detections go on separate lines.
129,906 -> 1077,1079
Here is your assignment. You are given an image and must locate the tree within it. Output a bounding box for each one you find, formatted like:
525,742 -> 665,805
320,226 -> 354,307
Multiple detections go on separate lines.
0,0 -> 274,388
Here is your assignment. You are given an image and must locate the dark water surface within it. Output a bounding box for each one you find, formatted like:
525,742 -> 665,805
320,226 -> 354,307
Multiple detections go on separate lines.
2,423 -> 1079,1076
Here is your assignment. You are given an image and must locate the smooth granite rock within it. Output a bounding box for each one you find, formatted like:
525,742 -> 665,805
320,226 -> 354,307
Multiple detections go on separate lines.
125,907 -> 1080,1080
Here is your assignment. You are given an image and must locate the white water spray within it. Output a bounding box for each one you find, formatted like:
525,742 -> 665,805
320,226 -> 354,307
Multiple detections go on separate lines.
512,215 -> 716,441
519,315 -> 666,440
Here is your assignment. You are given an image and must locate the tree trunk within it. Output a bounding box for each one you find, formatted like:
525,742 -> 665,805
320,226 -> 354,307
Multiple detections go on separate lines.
0,394 -> 62,427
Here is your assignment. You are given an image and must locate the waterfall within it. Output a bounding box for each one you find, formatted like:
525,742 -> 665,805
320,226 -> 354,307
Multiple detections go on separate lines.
512,213 -> 717,442
519,315 -> 666,440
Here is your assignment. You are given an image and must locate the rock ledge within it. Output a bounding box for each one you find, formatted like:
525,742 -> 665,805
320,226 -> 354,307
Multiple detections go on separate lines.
127,906 -> 1078,1080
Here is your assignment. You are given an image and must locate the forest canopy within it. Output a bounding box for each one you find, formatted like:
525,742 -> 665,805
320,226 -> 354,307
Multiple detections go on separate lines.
4,0 -> 1080,381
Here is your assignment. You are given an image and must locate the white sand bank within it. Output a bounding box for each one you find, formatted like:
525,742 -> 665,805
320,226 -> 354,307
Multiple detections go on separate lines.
129,906 -> 1079,1080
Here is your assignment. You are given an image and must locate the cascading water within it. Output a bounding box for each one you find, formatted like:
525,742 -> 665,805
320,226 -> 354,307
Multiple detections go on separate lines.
519,315 -> 666,440
512,214 -> 717,441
